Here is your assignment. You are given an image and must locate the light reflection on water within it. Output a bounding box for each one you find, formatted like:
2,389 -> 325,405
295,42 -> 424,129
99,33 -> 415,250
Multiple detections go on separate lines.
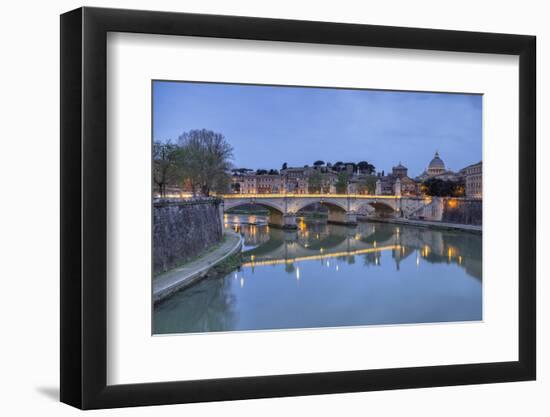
154,215 -> 482,334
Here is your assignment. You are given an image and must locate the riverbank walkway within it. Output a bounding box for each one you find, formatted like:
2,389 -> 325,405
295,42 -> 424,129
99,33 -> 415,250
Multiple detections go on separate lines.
363,216 -> 482,233
153,229 -> 243,304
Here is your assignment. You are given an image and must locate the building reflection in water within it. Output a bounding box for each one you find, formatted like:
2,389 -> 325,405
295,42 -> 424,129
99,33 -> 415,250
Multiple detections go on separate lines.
234,215 -> 481,281
154,214 -> 482,334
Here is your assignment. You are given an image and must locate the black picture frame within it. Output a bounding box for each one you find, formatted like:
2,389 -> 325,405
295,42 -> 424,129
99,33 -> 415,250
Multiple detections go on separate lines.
60,6 -> 536,410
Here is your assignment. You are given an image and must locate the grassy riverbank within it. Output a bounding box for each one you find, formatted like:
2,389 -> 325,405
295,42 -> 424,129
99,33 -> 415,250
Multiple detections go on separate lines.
211,252 -> 243,276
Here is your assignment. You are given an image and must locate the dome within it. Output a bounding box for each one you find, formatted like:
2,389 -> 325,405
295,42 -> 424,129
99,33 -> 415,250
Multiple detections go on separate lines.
428,152 -> 445,170
393,161 -> 407,170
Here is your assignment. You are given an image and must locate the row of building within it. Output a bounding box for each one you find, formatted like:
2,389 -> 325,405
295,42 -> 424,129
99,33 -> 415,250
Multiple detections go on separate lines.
231,152 -> 482,198
376,152 -> 482,198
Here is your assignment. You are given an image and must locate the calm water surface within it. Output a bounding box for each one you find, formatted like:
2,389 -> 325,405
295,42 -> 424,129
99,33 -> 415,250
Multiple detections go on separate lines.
154,216 -> 482,334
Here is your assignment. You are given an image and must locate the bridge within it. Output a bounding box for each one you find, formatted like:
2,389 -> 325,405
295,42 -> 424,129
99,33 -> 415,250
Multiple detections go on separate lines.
222,194 -> 433,228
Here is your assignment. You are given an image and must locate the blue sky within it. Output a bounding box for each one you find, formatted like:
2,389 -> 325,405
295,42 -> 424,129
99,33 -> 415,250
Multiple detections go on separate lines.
153,81 -> 482,177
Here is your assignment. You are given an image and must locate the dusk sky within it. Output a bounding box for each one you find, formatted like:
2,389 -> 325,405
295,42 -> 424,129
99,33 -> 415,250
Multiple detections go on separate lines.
153,81 -> 482,177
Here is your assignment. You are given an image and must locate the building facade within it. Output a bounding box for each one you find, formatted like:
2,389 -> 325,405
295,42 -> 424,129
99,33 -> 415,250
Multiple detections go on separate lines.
375,162 -> 419,196
460,161 -> 482,198
281,167 -> 312,194
230,153 -> 481,199
232,174 -> 283,194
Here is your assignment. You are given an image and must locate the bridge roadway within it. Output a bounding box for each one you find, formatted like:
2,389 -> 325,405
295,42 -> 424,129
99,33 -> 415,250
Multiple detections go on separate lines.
222,194 -> 431,229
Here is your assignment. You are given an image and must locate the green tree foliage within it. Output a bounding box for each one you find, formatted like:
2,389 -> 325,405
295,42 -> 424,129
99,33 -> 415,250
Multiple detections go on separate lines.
332,162 -> 343,172
422,178 -> 465,197
307,171 -> 323,193
335,172 -> 350,194
356,175 -> 377,195
177,129 -> 234,196
345,162 -> 357,174
153,141 -> 181,197
233,168 -> 252,174
357,161 -> 376,175
307,172 -> 332,194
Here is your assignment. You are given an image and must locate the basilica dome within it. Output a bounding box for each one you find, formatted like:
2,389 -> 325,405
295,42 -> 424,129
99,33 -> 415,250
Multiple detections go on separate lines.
428,152 -> 445,170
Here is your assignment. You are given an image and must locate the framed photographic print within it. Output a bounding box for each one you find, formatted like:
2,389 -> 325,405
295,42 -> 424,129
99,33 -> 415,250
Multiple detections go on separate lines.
60,6 -> 536,409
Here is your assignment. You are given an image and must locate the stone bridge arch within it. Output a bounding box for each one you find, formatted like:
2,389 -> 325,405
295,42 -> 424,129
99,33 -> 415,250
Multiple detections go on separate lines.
295,198 -> 358,225
223,199 -> 293,228
356,200 -> 398,217
293,199 -> 348,214
224,199 -> 285,214
292,199 -> 355,225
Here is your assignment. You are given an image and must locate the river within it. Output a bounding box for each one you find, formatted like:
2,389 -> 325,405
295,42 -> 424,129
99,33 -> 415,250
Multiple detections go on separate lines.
153,215 -> 482,334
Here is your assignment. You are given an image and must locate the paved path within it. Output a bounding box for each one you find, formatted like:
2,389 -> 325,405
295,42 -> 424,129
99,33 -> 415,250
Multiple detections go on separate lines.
362,217 -> 482,233
153,229 -> 243,304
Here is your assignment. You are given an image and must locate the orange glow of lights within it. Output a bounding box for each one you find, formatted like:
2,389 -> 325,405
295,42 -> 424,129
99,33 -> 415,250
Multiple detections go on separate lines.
222,193 -> 400,200
422,245 -> 430,257
447,199 -> 458,209
241,245 -> 400,267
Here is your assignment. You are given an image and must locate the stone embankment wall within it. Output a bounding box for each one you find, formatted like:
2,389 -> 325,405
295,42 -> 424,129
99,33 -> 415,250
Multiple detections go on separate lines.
441,198 -> 482,226
154,199 -> 223,275
407,197 -> 482,226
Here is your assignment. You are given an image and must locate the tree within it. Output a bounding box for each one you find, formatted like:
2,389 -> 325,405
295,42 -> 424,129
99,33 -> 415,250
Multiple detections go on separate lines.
282,162 -> 288,170
308,172 -> 331,193
356,175 -> 377,195
256,169 -> 268,175
307,171 -> 323,193
332,162 -> 344,172
313,160 -> 325,167
454,183 -> 465,197
335,172 -> 350,194
177,129 -> 234,196
153,141 -> 181,198
422,178 -> 465,197
268,169 -> 279,175
357,161 -> 376,175
348,162 -> 358,173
